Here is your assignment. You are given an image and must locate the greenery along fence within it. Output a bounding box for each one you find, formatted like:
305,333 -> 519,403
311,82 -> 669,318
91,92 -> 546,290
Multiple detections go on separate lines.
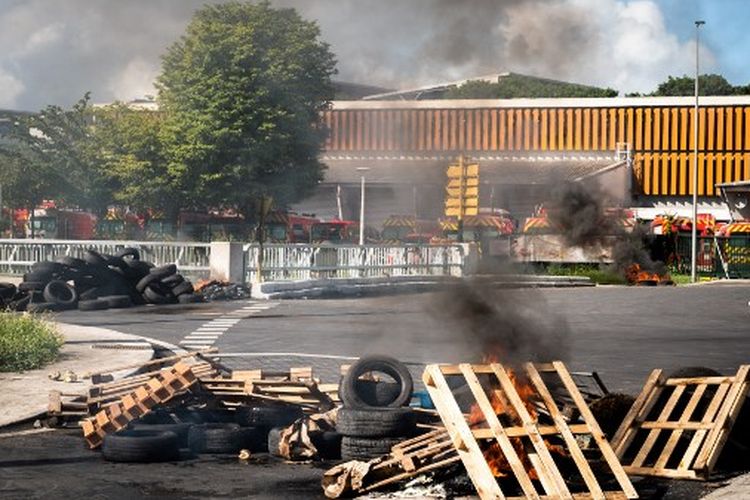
675,234 -> 750,278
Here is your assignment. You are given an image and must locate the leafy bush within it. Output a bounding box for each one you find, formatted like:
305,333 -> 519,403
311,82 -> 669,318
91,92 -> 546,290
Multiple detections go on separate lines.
0,313 -> 63,372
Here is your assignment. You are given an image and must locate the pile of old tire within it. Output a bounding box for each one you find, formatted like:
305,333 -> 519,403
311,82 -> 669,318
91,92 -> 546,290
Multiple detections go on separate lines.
337,355 -> 417,461
4,247 -> 202,312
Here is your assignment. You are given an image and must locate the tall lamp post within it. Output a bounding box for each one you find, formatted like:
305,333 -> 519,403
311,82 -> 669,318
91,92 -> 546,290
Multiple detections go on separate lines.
691,20 -> 705,283
357,167 -> 370,245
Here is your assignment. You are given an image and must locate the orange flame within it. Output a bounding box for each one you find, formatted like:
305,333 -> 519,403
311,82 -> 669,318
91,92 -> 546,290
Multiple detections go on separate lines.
625,264 -> 672,285
467,356 -> 550,479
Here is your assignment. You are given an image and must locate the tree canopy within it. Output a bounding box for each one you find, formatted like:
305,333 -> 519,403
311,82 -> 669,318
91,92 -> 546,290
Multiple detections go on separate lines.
443,73 -> 618,99
651,74 -> 750,96
156,1 -> 337,218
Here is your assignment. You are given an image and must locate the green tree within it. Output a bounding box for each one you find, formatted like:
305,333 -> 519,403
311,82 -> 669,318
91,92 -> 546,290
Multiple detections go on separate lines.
0,95 -> 113,214
444,74 -> 618,99
90,105 -> 179,218
652,74 -> 739,96
157,1 -> 337,218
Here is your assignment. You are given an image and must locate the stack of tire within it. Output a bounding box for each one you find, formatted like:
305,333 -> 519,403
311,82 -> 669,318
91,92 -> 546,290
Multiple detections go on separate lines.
336,355 -> 417,461
101,406 -> 303,463
3,248 -> 201,313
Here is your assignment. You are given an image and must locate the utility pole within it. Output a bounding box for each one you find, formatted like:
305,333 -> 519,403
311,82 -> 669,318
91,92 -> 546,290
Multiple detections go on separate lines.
691,20 -> 705,283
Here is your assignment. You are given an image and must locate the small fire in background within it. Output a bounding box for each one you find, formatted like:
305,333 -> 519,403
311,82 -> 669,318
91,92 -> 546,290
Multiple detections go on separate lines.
625,264 -> 675,286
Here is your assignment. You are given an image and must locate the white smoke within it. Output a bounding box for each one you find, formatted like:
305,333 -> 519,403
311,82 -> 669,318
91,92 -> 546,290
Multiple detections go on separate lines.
0,0 -> 717,110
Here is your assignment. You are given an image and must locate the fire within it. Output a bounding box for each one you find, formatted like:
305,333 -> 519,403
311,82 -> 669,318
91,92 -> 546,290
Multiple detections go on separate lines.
625,264 -> 674,286
467,356 -> 562,479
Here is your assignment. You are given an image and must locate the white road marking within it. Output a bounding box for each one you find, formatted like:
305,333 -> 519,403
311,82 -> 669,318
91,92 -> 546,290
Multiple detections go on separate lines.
185,333 -> 223,338
179,340 -> 215,345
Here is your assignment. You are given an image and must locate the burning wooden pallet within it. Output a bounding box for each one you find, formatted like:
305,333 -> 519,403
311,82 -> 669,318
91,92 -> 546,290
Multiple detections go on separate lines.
423,361 -> 638,500
322,428 -> 461,498
611,365 -> 750,480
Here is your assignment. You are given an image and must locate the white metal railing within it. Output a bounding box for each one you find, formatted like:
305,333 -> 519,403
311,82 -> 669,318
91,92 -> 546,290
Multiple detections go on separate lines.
0,239 -> 210,278
244,244 -> 467,282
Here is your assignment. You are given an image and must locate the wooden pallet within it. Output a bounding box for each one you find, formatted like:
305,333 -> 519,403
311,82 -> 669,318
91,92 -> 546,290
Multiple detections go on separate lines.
82,361 -> 210,448
322,429 -> 461,498
611,365 -> 750,480
198,375 -> 335,411
423,361 -> 638,500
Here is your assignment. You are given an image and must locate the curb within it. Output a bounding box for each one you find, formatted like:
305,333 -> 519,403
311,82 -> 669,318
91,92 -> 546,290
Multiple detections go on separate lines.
0,323 -> 183,429
252,275 -> 594,299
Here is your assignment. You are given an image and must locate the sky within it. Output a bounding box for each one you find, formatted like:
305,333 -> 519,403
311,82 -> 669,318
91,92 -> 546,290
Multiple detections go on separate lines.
0,0 -> 747,111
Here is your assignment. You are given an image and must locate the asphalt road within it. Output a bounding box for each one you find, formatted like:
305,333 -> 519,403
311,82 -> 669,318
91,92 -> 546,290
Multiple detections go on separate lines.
55,282 -> 750,394
2,283 -> 748,499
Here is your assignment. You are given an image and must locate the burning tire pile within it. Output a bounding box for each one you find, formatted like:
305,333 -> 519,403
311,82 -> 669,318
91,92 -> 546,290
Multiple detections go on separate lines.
0,248 -> 201,312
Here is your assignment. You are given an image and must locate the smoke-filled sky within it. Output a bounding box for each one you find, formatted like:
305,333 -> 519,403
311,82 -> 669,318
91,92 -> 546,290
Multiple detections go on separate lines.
0,0 -> 745,110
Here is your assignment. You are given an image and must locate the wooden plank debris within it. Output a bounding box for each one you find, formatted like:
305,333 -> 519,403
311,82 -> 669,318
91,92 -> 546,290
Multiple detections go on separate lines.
612,365 -> 750,480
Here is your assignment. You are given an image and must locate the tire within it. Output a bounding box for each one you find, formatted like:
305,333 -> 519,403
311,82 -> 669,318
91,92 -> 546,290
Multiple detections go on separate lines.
8,295 -> 31,312
188,423 -> 266,454
336,408 -> 416,438
162,274 -> 185,287
341,436 -> 404,461
106,255 -> 129,273
127,259 -> 153,272
27,302 -> 61,313
135,273 -> 162,293
236,405 -> 303,428
590,393 -> 636,438
84,250 -> 109,267
171,280 -> 194,297
31,261 -> 67,275
129,422 -> 193,448
350,380 -> 403,408
178,293 -> 204,304
43,280 -> 78,306
340,355 -> 414,409
102,429 -> 180,463
0,283 -> 16,300
311,431 -> 342,460
101,295 -> 132,309
56,256 -> 86,268
18,281 -> 47,292
78,298 -> 109,311
116,247 -> 140,261
150,264 -> 177,279
143,285 -> 174,304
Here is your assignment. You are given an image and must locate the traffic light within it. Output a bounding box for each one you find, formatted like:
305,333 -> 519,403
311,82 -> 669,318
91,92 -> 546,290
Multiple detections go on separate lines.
444,157 -> 479,218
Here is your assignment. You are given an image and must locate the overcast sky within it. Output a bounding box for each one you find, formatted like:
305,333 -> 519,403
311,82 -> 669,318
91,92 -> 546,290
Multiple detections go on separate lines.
0,0 -> 746,110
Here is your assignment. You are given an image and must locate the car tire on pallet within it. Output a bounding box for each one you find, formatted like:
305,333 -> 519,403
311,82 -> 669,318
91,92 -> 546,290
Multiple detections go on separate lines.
340,436 -> 404,461
102,429 -> 180,463
43,280 -> 78,306
129,422 -> 193,448
236,405 -> 303,428
339,355 -> 414,409
78,298 -> 109,311
336,407 -> 416,438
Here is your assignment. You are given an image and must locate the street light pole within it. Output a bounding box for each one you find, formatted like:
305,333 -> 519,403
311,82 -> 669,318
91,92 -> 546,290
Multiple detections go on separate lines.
691,20 -> 705,283
357,167 -> 369,245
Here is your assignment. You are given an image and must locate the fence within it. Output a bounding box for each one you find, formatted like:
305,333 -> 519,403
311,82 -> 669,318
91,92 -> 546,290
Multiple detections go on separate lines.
0,239 -> 211,279
675,234 -> 750,278
244,244 -> 468,282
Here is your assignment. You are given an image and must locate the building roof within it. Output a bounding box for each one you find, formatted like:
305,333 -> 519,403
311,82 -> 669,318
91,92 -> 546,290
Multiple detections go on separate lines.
320,154 -> 625,186
332,95 -> 750,110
